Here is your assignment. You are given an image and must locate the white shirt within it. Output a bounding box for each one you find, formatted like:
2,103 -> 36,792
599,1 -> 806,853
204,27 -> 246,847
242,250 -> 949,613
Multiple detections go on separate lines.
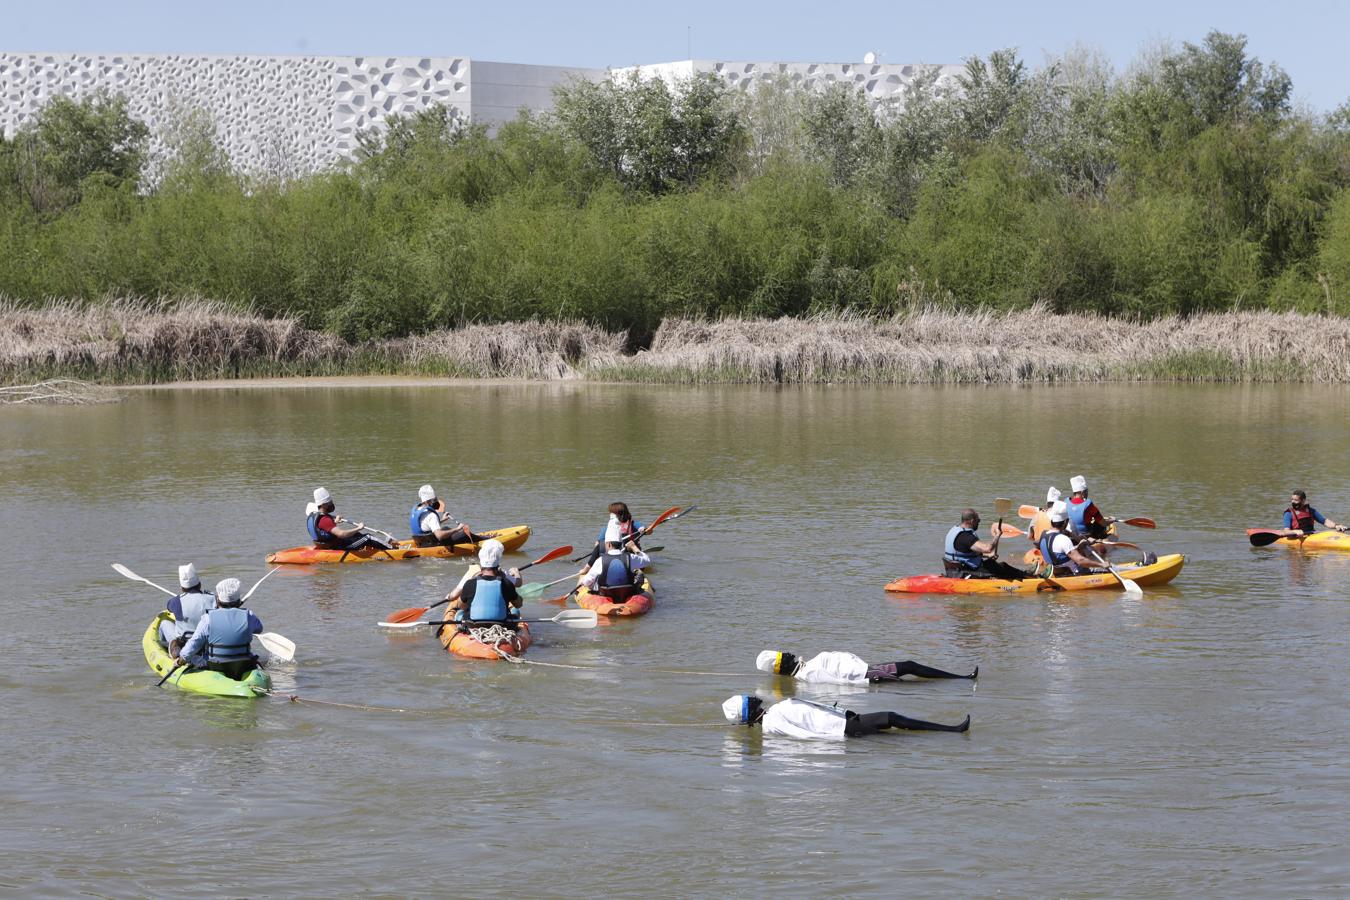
419,509 -> 444,535
1045,532 -> 1075,559
580,548 -> 651,587
761,698 -> 848,740
794,651 -> 870,685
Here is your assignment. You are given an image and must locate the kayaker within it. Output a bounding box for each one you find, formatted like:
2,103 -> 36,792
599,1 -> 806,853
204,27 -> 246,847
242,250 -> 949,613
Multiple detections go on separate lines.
306,487 -> 391,551
1028,486 -> 1060,545
1066,475 -> 1114,540
722,695 -> 970,739
174,578 -> 264,679
443,539 -> 523,624
943,508 -> 1028,579
578,515 -> 652,600
1280,490 -> 1349,537
158,563 -> 217,659
409,484 -> 487,547
756,650 -> 977,683
583,502 -> 649,566
1038,502 -> 1110,576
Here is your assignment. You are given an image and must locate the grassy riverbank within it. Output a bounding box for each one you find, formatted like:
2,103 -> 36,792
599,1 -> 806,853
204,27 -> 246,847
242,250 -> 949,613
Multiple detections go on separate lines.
5,299 -> 1348,385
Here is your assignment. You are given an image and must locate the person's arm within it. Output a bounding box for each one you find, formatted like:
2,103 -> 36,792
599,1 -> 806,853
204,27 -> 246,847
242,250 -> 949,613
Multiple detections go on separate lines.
446,567 -> 476,601
578,559 -> 602,587
626,545 -> 652,569
167,595 -> 183,618
247,611 -> 264,635
329,515 -> 363,539
505,582 -> 522,610
176,615 -> 209,665
1068,539 -> 1102,569
505,567 -> 523,587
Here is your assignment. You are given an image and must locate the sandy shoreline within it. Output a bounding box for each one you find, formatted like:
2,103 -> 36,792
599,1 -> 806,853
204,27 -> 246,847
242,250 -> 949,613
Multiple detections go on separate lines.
120,375 -> 541,390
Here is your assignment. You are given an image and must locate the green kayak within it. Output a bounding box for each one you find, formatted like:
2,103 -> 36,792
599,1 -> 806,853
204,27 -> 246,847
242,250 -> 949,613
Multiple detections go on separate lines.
143,612 -> 271,698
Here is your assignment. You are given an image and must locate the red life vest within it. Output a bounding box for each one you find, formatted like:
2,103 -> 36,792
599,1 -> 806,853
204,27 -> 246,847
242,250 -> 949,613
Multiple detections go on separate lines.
1287,505 -> 1317,533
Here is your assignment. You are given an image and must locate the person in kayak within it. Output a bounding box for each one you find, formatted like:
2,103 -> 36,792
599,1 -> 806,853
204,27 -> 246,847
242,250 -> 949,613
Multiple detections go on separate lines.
582,502 -> 649,566
306,487 -> 391,551
443,539 -> 523,625
1028,486 -> 1060,545
578,515 -> 652,601
1066,475 -> 1114,540
722,695 -> 970,739
158,563 -> 217,659
756,650 -> 976,682
1280,490 -> 1349,537
174,578 -> 264,679
409,484 -> 487,547
1038,502 -> 1112,576
943,508 -> 1028,579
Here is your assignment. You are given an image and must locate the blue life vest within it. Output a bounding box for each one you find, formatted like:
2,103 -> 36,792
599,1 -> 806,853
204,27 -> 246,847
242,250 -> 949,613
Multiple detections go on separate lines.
598,551 -> 635,589
459,575 -> 510,622
1067,498 -> 1092,534
171,589 -> 216,639
943,526 -> 983,570
410,503 -> 435,538
1039,529 -> 1076,572
206,607 -> 254,663
306,511 -> 335,544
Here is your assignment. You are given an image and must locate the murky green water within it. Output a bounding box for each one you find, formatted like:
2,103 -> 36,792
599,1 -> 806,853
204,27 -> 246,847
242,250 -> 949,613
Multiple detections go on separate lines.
2,381 -> 1349,897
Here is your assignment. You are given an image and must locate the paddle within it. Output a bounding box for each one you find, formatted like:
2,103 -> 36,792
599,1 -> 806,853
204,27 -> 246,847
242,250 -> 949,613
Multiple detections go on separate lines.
570,505 -> 689,562
545,584 -> 585,607
1120,517 -> 1157,529
517,572 -> 578,600
337,517 -> 399,546
383,545 -> 574,624
1084,546 -> 1143,598
1249,529 -> 1294,547
377,608 -> 599,629
113,563 -> 295,662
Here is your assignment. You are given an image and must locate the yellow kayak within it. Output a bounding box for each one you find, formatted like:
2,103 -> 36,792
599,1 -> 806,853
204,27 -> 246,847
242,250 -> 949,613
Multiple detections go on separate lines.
885,554 -> 1185,595
1247,529 -> 1350,550
266,525 -> 531,564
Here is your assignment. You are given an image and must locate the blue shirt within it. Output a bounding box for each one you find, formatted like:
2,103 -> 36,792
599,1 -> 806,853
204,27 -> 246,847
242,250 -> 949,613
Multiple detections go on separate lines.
179,609 -> 263,666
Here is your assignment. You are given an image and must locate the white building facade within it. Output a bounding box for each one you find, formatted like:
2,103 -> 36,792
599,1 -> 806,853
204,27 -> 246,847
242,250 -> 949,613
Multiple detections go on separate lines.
0,52 -> 960,175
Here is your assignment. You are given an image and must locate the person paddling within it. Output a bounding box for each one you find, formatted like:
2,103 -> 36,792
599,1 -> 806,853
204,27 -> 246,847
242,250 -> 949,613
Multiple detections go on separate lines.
943,508 -> 1027,579
174,578 -> 264,680
306,487 -> 391,551
1038,502 -> 1111,576
582,502 -> 649,566
1280,489 -> 1349,537
1066,475 -> 1114,541
410,484 -> 488,548
578,515 -> 651,601
1028,486 -> 1060,545
158,563 -> 217,659
722,695 -> 970,739
443,539 -> 523,625
756,650 -> 976,684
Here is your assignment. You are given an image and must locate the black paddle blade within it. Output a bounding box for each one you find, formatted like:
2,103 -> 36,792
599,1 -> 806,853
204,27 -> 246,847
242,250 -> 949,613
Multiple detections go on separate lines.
1249,531 -> 1285,547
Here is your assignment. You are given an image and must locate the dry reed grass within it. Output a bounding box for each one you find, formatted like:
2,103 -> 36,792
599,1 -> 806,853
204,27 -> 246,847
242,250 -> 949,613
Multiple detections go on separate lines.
0,378 -> 119,404
594,307 -> 1350,383
3,299 -> 1349,385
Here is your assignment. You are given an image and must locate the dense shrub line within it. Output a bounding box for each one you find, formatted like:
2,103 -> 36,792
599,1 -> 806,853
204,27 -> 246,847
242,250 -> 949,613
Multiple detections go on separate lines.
0,31 -> 1348,340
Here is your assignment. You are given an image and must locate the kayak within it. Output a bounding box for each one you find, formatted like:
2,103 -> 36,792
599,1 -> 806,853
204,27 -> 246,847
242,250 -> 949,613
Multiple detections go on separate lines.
266,525 -> 531,565
437,620 -> 532,660
142,612 -> 270,698
885,554 -> 1185,595
577,575 -> 654,616
1247,528 -> 1350,550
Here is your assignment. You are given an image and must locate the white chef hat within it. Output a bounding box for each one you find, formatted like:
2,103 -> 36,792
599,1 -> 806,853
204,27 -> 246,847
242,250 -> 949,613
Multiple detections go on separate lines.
313,487 -> 332,505
1046,486 -> 1061,503
1070,475 -> 1087,493
215,577 -> 243,605
1049,500 -> 1068,523
604,514 -> 623,544
178,563 -> 200,589
418,484 -> 436,502
478,538 -> 504,568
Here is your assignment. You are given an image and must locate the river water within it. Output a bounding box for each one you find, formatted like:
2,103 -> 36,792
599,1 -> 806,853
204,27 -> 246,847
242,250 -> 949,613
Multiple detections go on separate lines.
2,381 -> 1348,897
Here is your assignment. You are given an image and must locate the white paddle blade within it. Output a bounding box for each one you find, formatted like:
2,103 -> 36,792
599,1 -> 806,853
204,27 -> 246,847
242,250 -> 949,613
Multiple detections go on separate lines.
378,620 -> 433,629
112,563 -> 177,596
254,631 -> 295,661
1121,578 -> 1144,598
553,610 -> 598,629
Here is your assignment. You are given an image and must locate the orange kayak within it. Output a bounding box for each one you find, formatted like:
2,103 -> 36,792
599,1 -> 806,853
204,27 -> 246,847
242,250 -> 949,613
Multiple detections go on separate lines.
576,576 -> 654,616
438,621 -> 532,659
885,554 -> 1185,595
265,525 -> 530,564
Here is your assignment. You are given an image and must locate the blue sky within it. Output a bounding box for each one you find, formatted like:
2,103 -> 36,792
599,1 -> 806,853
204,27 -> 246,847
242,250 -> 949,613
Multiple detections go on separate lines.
5,0 -> 1346,112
